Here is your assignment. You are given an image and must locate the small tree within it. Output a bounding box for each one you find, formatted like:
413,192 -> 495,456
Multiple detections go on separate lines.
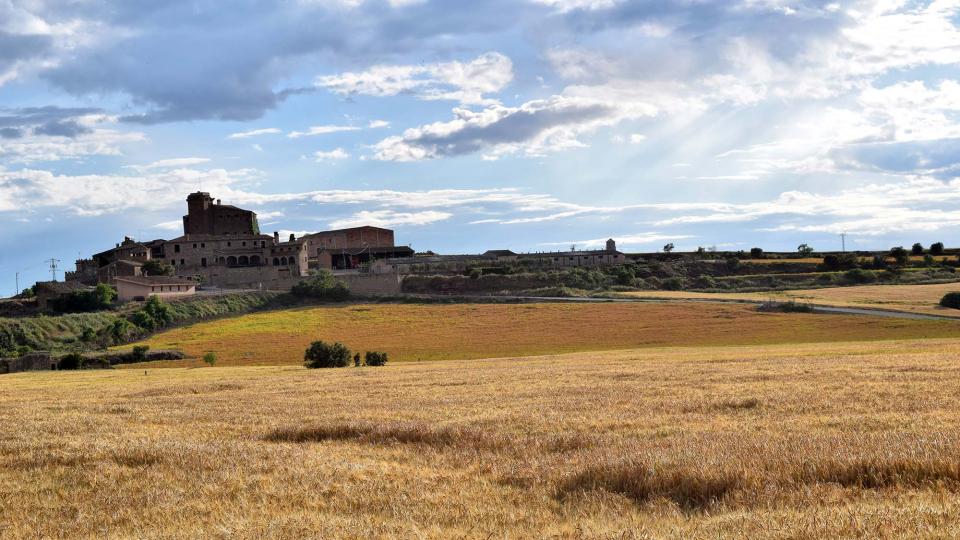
131,345 -> 150,362
353,353 -> 361,367
202,352 -> 217,367
57,353 -> 84,370
911,243 -> 925,255
750,247 -> 764,259
365,351 -> 388,367
142,259 -> 174,276
304,341 -> 351,368
797,244 -> 814,257
931,242 -> 945,256
662,243 -> 675,253
889,246 -> 910,266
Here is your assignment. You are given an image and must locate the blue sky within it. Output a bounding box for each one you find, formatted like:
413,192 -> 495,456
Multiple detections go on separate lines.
3,0 -> 960,291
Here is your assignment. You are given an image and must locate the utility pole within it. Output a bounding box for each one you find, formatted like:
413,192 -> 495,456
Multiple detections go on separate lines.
14,272 -> 18,297
840,232 -> 847,253
46,258 -> 61,282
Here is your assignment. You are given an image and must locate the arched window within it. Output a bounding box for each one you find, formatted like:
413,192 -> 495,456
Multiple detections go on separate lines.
281,257 -> 288,265
227,256 -> 237,266
273,257 -> 280,266
238,255 -> 249,265
250,255 -> 260,265
288,257 -> 296,266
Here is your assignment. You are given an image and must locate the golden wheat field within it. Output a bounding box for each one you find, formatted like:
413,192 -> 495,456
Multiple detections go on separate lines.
623,282 -> 960,317
127,301 -> 960,367
6,337 -> 960,538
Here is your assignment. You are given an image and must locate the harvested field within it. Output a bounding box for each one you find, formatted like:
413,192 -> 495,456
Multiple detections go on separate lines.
623,282 -> 960,317
126,301 -> 960,367
6,338 -> 960,537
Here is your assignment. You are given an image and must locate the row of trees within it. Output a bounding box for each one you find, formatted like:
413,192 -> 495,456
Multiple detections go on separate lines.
304,341 -> 388,368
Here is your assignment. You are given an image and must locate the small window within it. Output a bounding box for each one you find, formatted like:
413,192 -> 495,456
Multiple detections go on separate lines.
180,259 -> 185,265
193,243 -> 197,249
201,243 -> 205,248
242,241 -> 246,247
227,242 -> 232,247
201,258 -> 207,267
174,244 -> 180,253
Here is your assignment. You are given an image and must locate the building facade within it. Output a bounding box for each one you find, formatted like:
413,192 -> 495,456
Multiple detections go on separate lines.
115,276 -> 197,302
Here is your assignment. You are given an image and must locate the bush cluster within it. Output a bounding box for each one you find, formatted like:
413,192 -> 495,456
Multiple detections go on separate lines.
291,270 -> 350,301
940,292 -> 960,310
49,284 -> 116,313
304,340 -> 388,368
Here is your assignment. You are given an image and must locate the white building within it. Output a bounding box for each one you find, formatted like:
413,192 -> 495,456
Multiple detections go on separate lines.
115,276 -> 197,302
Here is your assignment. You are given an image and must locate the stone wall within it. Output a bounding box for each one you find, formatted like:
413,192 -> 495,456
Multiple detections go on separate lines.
1,352 -> 55,374
338,273 -> 403,296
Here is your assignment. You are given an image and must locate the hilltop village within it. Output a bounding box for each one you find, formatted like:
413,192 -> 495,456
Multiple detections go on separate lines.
61,192 -> 626,300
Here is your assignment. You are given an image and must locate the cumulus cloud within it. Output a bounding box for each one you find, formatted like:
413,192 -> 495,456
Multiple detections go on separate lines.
316,52 -> 513,105
373,95 -> 659,160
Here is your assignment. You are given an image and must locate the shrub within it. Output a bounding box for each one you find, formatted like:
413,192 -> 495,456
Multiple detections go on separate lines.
49,283 -> 117,313
750,247 -> 764,258
129,296 -> 173,331
912,243 -> 925,255
291,270 -> 350,301
57,353 -> 84,370
924,254 -> 935,266
820,253 -> 858,271
142,259 -> 174,276
202,352 -> 217,366
304,341 -> 351,368
843,268 -> 877,284
365,351 -> 388,367
131,345 -> 150,362
931,242 -> 945,255
940,292 -> 960,309
353,353 -> 361,367
661,277 -> 686,291
694,275 -> 717,289
797,244 -> 814,257
468,267 -> 482,279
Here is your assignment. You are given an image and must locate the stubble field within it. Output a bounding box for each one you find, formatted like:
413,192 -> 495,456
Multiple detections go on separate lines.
6,337 -> 960,538
622,282 -> 960,318
127,301 -> 960,367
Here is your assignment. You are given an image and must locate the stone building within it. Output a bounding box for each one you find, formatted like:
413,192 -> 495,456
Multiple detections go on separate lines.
115,276 -> 197,302
75,192 -> 413,291
302,226 -> 413,270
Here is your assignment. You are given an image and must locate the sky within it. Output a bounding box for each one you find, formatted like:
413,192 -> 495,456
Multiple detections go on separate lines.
3,0 -> 960,292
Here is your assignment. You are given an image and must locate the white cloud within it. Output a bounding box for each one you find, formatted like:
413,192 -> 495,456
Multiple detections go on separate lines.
328,209 -> 452,229
133,157 -> 211,171
314,148 -> 350,161
0,129 -> 147,164
368,119 -> 390,128
227,128 -> 281,139
531,0 -> 619,13
288,125 -> 360,138
153,220 -> 183,231
373,94 -> 666,161
316,52 -> 513,105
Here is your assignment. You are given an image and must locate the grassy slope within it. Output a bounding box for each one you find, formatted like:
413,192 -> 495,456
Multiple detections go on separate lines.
0,291 -> 285,355
131,301 -> 960,367
6,339 -> 960,537
619,282 -> 960,317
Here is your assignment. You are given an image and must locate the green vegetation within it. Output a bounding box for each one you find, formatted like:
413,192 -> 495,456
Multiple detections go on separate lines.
291,270 -> 350,301
940,292 -> 960,310
364,351 -> 388,367
203,352 -> 217,366
0,291 -> 286,357
49,283 -> 116,313
304,341 -> 352,368
142,259 -> 174,276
